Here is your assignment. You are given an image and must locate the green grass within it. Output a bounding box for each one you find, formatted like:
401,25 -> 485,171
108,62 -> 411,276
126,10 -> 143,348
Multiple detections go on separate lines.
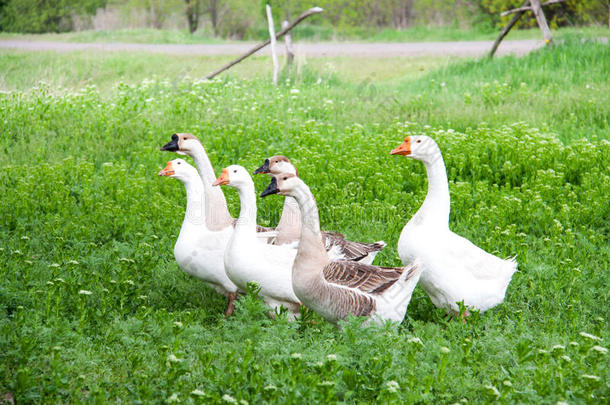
0,50 -> 447,92
1,25 -> 608,43
1,39 -> 609,403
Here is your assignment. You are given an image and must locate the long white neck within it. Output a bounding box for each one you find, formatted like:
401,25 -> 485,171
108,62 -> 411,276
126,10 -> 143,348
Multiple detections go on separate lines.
233,181 -> 258,236
178,175 -> 206,238
275,196 -> 301,245
417,148 -> 450,227
189,143 -> 234,230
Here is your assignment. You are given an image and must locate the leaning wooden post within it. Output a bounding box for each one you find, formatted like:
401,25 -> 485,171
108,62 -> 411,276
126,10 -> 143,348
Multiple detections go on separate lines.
282,20 -> 295,65
266,4 -> 279,85
529,0 -> 553,44
489,0 -> 529,58
204,7 -> 322,80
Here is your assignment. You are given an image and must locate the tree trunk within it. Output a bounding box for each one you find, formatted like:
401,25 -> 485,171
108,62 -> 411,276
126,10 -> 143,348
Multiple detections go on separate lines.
149,0 -> 155,28
209,0 -> 219,36
185,0 -> 200,34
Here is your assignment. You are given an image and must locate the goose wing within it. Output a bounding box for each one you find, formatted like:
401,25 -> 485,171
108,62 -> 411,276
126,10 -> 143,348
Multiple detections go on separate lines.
322,231 -> 386,261
323,261 -> 404,295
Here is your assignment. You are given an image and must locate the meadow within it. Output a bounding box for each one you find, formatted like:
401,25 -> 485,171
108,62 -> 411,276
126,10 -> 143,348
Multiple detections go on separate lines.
0,38 -> 609,403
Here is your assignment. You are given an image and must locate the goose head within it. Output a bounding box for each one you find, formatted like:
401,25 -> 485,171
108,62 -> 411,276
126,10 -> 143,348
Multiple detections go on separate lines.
253,155 -> 298,176
158,158 -> 198,182
390,135 -> 439,161
260,173 -> 301,198
212,165 -> 252,189
160,133 -> 202,156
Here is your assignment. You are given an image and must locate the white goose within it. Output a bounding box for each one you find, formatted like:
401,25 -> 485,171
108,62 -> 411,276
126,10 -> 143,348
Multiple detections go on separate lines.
253,155 -> 386,264
158,159 -> 238,316
260,173 -> 421,325
160,133 -> 275,235
213,165 -> 300,316
390,135 -> 517,315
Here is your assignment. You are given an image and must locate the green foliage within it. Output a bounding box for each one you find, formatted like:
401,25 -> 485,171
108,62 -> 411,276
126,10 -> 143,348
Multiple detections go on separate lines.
480,0 -> 610,28
0,41 -> 609,402
0,0 -> 106,33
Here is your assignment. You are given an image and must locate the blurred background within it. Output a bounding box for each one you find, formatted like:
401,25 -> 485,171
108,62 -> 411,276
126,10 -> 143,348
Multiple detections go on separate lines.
0,0 -> 608,40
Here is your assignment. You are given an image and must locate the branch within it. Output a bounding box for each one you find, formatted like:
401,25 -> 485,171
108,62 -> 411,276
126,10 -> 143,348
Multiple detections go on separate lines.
490,0 -> 530,57
501,0 -> 567,16
204,7 -> 323,80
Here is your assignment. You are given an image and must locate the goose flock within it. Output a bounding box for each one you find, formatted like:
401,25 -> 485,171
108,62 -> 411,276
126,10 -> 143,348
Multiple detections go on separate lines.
158,133 -> 517,325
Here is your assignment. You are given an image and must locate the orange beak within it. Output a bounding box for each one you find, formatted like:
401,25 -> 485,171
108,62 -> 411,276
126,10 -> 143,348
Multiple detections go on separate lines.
390,137 -> 412,156
158,161 -> 175,176
213,168 -> 230,186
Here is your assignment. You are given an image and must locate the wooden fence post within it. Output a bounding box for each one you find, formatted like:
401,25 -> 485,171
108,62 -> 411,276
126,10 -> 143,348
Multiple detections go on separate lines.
282,20 -> 295,65
204,7 -> 322,80
529,0 -> 553,43
266,4 -> 279,85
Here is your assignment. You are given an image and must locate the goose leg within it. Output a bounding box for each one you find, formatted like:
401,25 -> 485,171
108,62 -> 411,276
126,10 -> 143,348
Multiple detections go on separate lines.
224,292 -> 236,317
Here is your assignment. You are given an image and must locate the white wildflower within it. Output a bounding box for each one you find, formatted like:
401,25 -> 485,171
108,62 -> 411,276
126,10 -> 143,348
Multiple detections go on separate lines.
222,394 -> 237,403
291,353 -> 302,359
290,88 -> 300,94
167,354 -> 182,364
440,346 -> 451,354
386,380 -> 400,393
78,290 -> 92,295
579,332 -> 601,341
590,345 -> 608,354
581,374 -> 600,382
326,354 -> 337,361
407,337 -> 423,346
173,321 -> 183,328
485,385 -> 500,399
551,344 -> 565,351
190,389 -> 205,397
561,355 -> 571,362
166,393 -> 180,403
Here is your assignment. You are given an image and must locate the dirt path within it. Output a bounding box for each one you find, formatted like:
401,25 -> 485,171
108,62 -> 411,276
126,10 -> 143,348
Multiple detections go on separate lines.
0,39 -> 544,57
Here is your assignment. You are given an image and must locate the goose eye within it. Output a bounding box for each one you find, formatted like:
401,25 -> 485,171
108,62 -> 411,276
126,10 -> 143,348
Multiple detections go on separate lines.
416,140 -> 421,143
177,162 -> 181,165
233,170 -> 237,173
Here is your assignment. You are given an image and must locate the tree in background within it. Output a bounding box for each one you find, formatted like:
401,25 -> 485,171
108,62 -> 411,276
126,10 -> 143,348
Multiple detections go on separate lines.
185,0 -> 200,33
0,0 -> 608,35
0,0 -> 106,33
